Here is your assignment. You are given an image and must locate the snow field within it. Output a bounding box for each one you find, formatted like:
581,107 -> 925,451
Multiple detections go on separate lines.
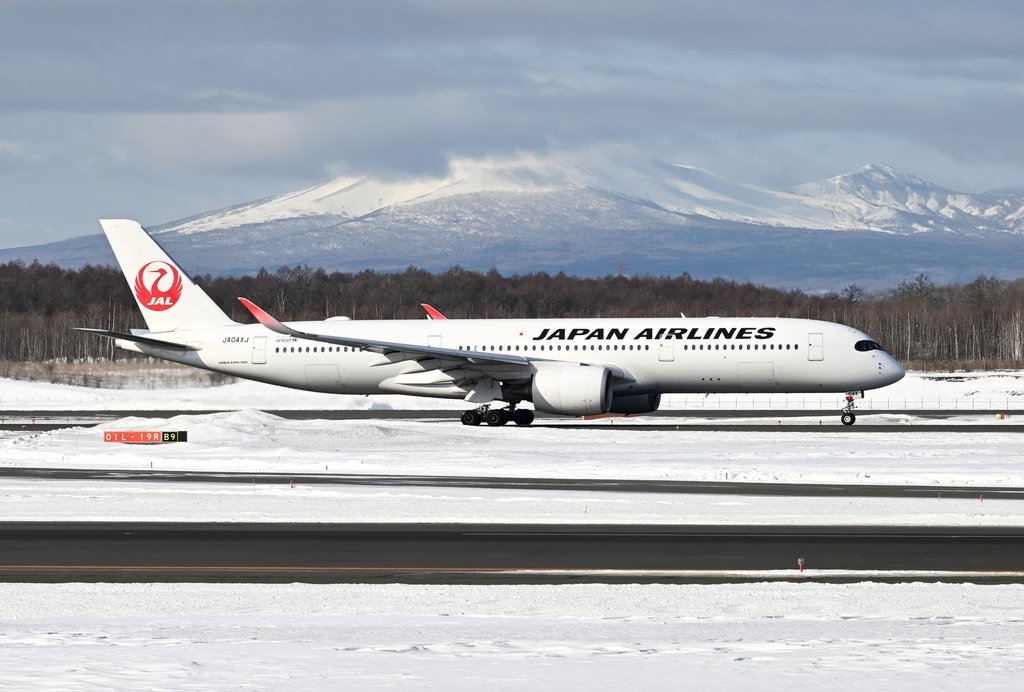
2,407 -> 1024,526
1,582 -> 1023,690
3,371 -> 1024,687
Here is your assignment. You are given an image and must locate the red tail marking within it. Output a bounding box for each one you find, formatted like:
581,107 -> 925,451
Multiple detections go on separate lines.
134,262 -> 183,312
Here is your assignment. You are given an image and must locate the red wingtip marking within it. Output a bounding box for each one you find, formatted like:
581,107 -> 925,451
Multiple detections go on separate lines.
238,297 -> 282,329
420,303 -> 447,320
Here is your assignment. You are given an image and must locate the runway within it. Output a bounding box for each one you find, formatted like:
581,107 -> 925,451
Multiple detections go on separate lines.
3,408 -> 1024,433
2,522 -> 1023,584
2,466 -> 1024,500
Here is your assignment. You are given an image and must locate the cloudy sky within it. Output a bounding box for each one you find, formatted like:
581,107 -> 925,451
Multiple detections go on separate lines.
2,0 -> 1023,248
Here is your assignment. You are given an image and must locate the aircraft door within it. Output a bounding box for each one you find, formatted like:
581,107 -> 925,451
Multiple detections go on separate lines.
807,333 -> 823,361
251,336 -> 267,364
658,342 -> 674,362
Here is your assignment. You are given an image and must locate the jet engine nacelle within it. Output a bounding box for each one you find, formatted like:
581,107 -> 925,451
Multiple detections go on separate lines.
531,365 -> 613,416
608,392 -> 662,415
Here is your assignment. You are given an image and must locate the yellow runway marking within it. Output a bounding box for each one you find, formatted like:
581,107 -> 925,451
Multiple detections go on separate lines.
3,565 -> 1024,576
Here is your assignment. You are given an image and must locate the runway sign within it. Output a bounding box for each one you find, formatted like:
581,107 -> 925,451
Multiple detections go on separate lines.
103,431 -> 188,444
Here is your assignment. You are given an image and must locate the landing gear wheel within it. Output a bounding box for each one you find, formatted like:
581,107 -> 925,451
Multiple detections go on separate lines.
512,409 -> 535,426
485,409 -> 510,426
461,410 -> 482,426
841,413 -> 856,426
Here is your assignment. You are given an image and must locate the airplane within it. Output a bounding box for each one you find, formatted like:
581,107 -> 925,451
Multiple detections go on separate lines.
77,219 -> 905,427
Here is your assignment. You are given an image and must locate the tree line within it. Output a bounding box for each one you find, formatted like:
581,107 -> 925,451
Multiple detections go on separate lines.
1,259 -> 1023,369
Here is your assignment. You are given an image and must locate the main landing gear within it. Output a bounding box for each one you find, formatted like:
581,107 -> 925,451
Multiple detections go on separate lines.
460,404 -> 534,427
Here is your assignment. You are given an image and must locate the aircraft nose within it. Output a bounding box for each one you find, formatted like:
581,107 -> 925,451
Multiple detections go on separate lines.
877,353 -> 905,387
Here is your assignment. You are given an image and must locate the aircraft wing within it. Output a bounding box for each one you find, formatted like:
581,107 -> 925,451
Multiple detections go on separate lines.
238,298 -> 529,373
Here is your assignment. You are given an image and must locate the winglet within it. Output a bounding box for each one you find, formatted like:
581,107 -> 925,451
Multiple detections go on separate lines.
238,297 -> 293,335
420,303 -> 447,320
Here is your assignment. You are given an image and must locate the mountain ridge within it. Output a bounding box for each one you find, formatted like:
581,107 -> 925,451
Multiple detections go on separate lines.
4,159 -> 1024,291
151,160 -> 1024,238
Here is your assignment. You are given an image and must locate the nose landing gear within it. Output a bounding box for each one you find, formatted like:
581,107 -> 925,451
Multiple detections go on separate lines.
841,391 -> 863,425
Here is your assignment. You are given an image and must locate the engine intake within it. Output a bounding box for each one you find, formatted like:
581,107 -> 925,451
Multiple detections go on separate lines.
531,366 -> 613,416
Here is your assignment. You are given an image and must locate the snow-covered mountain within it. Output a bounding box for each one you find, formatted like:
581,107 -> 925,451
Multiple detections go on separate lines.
5,158 -> 1024,290
156,160 -> 1024,239
794,164 -> 1024,235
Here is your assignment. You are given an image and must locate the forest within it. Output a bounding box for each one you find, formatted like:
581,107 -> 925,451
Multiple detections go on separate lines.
1,260 -> 1022,371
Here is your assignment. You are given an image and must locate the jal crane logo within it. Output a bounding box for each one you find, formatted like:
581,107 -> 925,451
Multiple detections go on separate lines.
133,261 -> 183,311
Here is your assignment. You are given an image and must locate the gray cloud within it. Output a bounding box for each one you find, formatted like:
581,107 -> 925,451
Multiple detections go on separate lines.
2,0 -> 1024,244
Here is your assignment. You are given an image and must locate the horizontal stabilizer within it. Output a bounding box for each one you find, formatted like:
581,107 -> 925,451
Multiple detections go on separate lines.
74,328 -> 200,351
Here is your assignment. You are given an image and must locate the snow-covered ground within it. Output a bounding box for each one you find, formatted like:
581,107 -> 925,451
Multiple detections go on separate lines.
1,371 -> 1024,524
2,371 -> 1024,688
2,582 -> 1024,690
2,373 -> 1024,526
1,408 -> 1023,526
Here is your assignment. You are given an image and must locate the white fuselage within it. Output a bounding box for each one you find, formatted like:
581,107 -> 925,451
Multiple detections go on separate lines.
119,316 -> 905,400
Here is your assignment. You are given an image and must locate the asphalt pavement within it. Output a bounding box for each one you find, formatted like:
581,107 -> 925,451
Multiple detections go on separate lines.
1,522 -> 1023,584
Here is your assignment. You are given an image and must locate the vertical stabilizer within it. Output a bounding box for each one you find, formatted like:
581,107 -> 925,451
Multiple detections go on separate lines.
99,219 -> 234,332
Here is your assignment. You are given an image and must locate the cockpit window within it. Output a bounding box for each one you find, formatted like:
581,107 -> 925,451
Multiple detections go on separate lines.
854,340 -> 884,352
